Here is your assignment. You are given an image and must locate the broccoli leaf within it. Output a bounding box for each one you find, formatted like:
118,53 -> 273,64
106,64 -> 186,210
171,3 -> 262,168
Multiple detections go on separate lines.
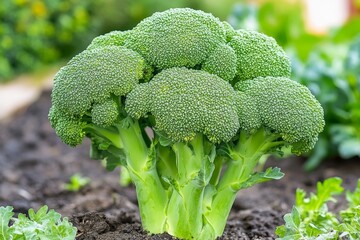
233,167 -> 284,190
0,206 -> 14,239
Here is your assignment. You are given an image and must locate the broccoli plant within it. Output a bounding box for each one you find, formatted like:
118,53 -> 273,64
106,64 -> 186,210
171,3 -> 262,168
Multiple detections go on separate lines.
49,8 -> 324,240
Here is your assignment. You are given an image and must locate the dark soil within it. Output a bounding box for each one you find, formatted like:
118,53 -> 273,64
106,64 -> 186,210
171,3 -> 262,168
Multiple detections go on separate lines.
1,90 -> 359,239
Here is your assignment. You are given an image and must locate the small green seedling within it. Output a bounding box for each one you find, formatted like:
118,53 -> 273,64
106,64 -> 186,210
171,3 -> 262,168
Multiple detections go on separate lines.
276,177 -> 360,240
64,173 -> 90,192
49,8 -> 324,240
0,205 -> 76,240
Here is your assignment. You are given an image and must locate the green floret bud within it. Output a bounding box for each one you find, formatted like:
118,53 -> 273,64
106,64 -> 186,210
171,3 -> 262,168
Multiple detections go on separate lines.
49,107 -> 86,146
229,30 -> 291,81
51,46 -> 145,115
87,30 -> 130,50
125,83 -> 151,119
235,76 -> 325,153
126,67 -> 240,143
202,43 -> 237,82
235,91 -> 262,132
125,8 -> 226,69
222,21 -> 237,42
91,98 -> 119,127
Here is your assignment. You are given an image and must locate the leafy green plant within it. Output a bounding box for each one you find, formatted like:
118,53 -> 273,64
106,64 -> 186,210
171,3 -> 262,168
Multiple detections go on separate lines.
292,36 -> 360,170
276,177 -> 360,239
64,173 -> 90,191
0,205 -> 76,240
0,0 -> 97,82
48,8 -> 324,240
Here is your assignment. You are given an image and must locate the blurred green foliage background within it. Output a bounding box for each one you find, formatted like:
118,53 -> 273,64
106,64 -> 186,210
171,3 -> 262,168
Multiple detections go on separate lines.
1,0 -> 359,168
0,0 -> 239,82
0,0 -> 96,80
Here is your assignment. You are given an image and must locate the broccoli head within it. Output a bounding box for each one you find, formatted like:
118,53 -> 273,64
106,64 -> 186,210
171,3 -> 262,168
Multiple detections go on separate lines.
229,29 -> 291,81
126,67 -> 239,143
125,8 -> 226,69
49,8 -> 324,240
235,77 -> 324,153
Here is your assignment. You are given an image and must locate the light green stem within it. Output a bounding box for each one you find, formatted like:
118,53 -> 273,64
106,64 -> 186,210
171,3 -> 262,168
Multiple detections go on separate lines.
165,134 -> 211,239
118,121 -> 168,233
204,129 -> 282,237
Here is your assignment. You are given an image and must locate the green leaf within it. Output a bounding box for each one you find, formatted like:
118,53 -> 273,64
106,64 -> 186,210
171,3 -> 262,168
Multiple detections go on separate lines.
338,138 -> 360,159
233,167 -> 284,190
275,207 -> 302,239
304,136 -> 329,171
65,174 -> 90,192
330,125 -> 357,145
296,177 -> 343,213
196,155 -> 215,187
155,130 -> 173,147
346,179 -> 360,207
0,206 -> 14,239
10,205 -> 76,239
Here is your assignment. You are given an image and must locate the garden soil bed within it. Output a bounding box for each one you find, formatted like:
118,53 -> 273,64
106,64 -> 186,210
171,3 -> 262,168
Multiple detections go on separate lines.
1,90 -> 359,239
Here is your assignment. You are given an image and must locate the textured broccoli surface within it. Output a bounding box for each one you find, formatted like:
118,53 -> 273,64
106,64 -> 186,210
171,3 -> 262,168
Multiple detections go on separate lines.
229,29 -> 291,81
235,76 -> 324,153
201,44 -> 237,81
126,67 -> 239,142
49,8 -> 324,240
125,8 -> 226,69
87,30 -> 129,50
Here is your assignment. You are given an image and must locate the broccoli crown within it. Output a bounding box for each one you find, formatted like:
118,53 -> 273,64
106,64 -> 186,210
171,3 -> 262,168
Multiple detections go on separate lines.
49,107 -> 86,146
235,76 -> 325,153
51,46 -> 145,115
201,43 -> 237,82
87,30 -> 129,50
229,30 -> 291,81
49,46 -> 146,145
125,8 -> 226,69
126,67 -> 239,143
49,8 -> 324,152
91,98 -> 119,127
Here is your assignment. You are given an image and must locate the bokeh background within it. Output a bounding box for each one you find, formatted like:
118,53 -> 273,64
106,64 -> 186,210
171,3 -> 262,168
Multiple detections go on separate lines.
0,0 -> 359,170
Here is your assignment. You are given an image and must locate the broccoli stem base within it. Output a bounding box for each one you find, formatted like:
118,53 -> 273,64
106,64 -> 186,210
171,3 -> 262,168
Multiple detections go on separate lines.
95,122 -> 284,240
204,128 -> 283,236
117,121 -> 168,233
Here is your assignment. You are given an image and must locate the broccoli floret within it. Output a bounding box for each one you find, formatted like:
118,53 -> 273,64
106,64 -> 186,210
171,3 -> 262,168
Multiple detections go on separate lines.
49,107 -> 86,146
51,46 -> 145,116
50,46 -> 146,145
222,21 -> 237,42
126,67 -> 239,142
235,76 -> 325,153
125,8 -> 226,69
91,98 -> 119,127
229,29 -> 291,81
87,30 -> 129,50
201,43 -> 237,82
49,8 -> 324,240
235,91 -> 262,132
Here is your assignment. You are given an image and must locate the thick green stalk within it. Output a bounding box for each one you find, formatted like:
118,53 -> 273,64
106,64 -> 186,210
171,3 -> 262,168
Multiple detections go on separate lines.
204,129 -> 282,237
166,181 -> 205,239
117,121 -> 168,233
165,134 -> 213,239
